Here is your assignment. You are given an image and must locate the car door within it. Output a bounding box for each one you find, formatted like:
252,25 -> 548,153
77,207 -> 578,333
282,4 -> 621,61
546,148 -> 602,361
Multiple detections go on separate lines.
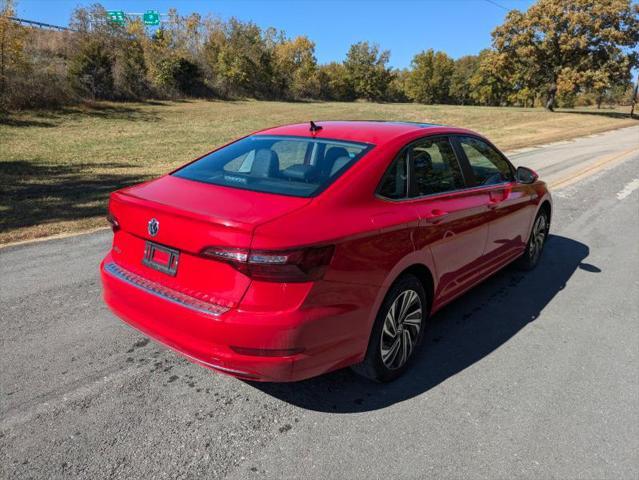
453,135 -> 534,265
404,136 -> 492,308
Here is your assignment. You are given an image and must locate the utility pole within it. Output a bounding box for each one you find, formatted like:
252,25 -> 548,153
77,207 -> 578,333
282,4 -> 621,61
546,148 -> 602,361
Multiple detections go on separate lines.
630,77 -> 638,119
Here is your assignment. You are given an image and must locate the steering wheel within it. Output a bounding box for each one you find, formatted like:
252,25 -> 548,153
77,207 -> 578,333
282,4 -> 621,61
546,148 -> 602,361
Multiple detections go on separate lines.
482,172 -> 503,185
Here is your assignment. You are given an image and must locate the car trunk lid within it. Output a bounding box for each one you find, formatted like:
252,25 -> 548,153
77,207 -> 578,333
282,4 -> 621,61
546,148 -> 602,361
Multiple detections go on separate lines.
108,175 -> 311,307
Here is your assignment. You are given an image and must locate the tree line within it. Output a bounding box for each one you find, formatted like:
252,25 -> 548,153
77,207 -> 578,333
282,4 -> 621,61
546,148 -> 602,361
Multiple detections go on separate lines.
0,0 -> 637,111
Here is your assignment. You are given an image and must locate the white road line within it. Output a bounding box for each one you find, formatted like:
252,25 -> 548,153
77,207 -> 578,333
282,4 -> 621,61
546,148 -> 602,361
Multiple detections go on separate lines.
616,178 -> 639,200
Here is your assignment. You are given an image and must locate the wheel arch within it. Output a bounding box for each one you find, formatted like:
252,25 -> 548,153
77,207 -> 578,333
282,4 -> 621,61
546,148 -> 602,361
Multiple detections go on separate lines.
357,257 -> 437,363
352,261 -> 436,374
399,263 -> 435,312
539,199 -> 552,224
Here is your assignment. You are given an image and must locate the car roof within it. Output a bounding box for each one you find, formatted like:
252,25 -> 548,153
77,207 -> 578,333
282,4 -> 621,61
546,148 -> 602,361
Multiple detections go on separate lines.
254,120 -> 476,145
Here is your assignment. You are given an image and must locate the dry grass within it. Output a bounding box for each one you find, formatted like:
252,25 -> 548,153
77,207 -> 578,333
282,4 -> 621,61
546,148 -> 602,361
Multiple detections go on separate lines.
1,100 -> 636,245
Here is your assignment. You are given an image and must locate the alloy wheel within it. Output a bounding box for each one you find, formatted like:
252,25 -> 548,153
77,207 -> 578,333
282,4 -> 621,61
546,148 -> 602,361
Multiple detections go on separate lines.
529,214 -> 547,262
380,289 -> 423,370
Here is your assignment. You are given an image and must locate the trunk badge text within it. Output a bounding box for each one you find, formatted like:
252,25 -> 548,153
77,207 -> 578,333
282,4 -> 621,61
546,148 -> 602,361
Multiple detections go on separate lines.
148,218 -> 159,237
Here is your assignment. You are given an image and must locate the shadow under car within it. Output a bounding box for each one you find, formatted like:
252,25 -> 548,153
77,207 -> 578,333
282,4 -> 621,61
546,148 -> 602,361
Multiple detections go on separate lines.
248,234 -> 597,413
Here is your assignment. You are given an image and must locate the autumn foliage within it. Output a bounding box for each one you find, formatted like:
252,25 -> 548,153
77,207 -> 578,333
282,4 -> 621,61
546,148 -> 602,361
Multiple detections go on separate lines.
0,0 -> 637,110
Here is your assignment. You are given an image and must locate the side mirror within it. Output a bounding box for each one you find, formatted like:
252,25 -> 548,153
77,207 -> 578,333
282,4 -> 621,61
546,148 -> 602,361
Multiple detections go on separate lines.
516,166 -> 538,184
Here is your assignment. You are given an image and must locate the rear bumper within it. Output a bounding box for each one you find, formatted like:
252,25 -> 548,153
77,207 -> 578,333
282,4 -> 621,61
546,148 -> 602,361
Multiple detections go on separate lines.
100,254 -> 376,381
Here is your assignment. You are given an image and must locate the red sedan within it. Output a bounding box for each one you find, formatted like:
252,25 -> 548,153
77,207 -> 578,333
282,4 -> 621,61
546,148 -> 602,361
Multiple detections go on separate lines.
100,121 -> 551,382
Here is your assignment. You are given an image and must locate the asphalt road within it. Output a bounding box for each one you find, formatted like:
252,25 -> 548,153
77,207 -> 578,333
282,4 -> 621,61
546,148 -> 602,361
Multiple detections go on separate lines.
1,126 -> 638,480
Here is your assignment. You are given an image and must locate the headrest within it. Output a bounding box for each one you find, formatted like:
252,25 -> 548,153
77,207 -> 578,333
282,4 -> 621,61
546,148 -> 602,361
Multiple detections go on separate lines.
329,156 -> 351,176
251,149 -> 280,177
281,164 -> 319,182
324,147 -> 349,164
320,147 -> 350,176
412,150 -> 432,170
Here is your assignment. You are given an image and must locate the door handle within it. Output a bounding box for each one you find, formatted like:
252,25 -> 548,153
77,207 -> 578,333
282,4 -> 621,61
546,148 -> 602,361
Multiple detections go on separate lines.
488,190 -> 506,209
424,209 -> 448,224
487,198 -> 500,209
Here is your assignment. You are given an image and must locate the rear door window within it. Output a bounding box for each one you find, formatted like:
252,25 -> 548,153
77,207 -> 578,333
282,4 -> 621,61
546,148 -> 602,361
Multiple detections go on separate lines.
174,135 -> 373,197
409,137 -> 465,196
377,155 -> 408,199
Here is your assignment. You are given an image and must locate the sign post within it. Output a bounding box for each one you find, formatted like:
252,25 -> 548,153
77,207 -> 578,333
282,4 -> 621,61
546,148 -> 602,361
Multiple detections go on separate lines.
631,79 -> 638,119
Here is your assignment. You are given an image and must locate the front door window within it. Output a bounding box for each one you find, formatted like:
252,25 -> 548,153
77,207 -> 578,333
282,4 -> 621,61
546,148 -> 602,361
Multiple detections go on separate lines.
458,136 -> 514,186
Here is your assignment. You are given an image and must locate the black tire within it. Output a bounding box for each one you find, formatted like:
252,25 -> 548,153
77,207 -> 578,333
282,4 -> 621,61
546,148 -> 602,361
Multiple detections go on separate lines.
351,274 -> 427,382
515,209 -> 549,271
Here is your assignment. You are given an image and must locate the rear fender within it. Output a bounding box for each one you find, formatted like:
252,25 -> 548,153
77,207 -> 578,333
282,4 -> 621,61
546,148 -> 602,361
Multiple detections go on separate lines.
357,247 -> 436,362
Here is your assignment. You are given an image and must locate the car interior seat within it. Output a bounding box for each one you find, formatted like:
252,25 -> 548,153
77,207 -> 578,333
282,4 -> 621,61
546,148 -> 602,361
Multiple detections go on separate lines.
321,147 -> 351,178
251,149 -> 280,178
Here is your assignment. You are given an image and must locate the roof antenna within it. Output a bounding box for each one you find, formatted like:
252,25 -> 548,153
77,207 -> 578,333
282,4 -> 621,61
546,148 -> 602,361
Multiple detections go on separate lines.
309,121 -> 323,133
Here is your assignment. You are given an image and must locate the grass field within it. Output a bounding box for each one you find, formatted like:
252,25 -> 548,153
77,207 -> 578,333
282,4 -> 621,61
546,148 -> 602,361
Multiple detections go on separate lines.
1,100 -> 636,245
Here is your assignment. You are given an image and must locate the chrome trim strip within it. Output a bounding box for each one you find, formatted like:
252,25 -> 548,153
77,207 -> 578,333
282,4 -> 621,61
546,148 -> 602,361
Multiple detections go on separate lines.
104,262 -> 229,317
375,132 -> 517,203
375,180 -> 517,203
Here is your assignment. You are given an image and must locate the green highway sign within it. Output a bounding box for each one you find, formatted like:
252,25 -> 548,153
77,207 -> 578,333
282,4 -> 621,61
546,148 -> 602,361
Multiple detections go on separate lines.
107,10 -> 126,25
143,10 -> 160,26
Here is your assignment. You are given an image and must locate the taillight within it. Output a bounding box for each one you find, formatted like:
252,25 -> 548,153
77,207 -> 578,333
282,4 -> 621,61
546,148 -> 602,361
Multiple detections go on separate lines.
106,211 -> 120,232
201,245 -> 335,283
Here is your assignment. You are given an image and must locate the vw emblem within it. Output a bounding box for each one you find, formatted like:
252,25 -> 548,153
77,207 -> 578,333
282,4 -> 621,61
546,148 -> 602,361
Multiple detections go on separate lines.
147,218 -> 159,237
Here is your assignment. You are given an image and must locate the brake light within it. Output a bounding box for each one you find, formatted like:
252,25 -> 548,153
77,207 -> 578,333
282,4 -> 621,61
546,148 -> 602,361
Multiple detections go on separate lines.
106,211 -> 120,232
201,245 -> 335,282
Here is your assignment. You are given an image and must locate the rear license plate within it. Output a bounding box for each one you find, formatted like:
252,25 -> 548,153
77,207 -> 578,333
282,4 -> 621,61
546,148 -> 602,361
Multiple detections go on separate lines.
142,241 -> 179,276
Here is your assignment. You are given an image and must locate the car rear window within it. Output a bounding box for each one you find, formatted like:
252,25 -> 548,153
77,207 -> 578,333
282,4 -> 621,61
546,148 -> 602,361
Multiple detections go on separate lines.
173,135 -> 374,197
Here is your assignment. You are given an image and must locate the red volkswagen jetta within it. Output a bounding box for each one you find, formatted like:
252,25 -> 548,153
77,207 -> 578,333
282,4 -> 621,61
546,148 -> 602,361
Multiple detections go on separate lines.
101,121 -> 551,382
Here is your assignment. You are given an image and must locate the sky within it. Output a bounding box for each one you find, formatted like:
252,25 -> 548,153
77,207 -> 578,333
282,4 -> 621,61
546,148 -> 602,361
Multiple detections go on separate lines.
14,0 -> 539,68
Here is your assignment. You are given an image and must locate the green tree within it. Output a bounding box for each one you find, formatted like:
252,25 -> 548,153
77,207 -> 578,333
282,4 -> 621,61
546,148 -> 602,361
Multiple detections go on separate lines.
318,62 -> 355,101
343,41 -> 392,101
492,0 -> 639,111
70,3 -> 128,48
203,18 -> 274,98
273,36 -> 320,99
154,56 -> 203,95
0,0 -> 28,106
114,37 -> 149,99
162,9 -> 204,58
406,49 -> 455,104
146,27 -> 172,92
593,80 -> 635,107
68,4 -> 138,100
68,39 -> 114,99
449,55 -> 480,105
387,68 -> 410,102
468,50 -> 512,106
